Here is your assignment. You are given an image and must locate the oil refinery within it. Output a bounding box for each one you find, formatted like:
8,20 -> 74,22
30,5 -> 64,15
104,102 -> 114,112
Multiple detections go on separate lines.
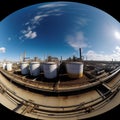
0,48 -> 120,120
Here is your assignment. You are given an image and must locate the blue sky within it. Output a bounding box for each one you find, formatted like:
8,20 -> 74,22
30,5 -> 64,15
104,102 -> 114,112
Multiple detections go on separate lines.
1,2 -> 120,61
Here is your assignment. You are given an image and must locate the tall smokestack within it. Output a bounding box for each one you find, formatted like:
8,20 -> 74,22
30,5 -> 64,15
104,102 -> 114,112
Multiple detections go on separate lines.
23,51 -> 26,62
79,48 -> 82,60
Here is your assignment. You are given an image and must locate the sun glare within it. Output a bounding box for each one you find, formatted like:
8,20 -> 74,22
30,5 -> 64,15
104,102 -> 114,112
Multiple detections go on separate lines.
114,31 -> 120,40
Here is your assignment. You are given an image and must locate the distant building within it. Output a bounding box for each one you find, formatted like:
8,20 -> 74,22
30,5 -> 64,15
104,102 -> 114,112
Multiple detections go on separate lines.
47,56 -> 59,62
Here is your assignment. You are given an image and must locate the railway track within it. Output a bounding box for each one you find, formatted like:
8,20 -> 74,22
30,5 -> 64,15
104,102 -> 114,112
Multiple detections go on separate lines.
0,80 -> 119,119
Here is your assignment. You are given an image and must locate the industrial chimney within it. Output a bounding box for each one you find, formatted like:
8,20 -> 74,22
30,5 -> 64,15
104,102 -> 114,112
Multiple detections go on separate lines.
79,48 -> 82,61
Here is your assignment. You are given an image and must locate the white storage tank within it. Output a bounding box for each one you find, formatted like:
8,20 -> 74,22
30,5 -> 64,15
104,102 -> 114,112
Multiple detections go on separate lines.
66,62 -> 84,79
0,63 -> 2,68
43,62 -> 57,79
6,63 -> 12,71
2,63 -> 6,70
21,62 -> 29,75
30,61 -> 40,76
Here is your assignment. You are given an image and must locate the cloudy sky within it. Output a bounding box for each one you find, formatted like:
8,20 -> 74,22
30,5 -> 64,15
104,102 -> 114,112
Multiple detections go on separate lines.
0,2 -> 120,61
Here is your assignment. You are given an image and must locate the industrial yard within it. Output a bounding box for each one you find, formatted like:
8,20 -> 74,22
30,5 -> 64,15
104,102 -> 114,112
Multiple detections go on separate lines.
0,55 -> 120,120
0,48 -> 120,120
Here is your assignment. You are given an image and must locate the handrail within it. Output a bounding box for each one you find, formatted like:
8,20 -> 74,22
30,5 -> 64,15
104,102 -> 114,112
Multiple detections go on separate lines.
1,67 -> 120,93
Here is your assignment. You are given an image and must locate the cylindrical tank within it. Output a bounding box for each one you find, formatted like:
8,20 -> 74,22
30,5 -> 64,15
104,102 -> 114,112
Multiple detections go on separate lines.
43,62 -> 57,79
21,62 -> 29,75
0,63 -> 2,68
6,63 -> 12,71
2,63 -> 6,70
30,62 -> 40,76
66,62 -> 84,79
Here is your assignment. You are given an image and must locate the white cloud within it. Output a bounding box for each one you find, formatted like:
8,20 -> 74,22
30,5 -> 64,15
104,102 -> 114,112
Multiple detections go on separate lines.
38,3 -> 67,9
45,9 -> 63,16
24,31 -> 37,39
86,46 -> 120,61
115,46 -> 120,53
46,9 -> 61,13
21,26 -> 37,39
86,50 -> 109,61
21,26 -> 31,34
20,3 -> 66,40
113,46 -> 120,57
34,15 -> 41,21
66,31 -> 87,50
25,22 -> 30,26
0,47 -> 6,53
31,9 -> 63,25
76,18 -> 89,26
32,14 -> 49,24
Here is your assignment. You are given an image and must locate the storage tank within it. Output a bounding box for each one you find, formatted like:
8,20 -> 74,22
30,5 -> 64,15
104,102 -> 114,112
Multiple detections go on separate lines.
43,62 -> 57,79
66,62 -> 84,79
0,63 -> 2,68
6,63 -> 12,71
21,62 -> 29,75
30,62 -> 40,76
2,63 -> 6,70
